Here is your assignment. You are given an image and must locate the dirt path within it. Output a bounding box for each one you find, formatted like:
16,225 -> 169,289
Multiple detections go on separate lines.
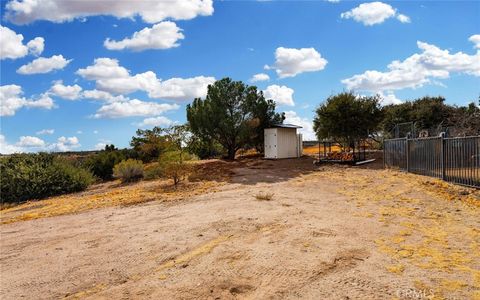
1,158 -> 479,299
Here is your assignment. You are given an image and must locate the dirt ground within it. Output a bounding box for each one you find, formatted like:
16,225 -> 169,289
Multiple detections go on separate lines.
1,157 -> 479,300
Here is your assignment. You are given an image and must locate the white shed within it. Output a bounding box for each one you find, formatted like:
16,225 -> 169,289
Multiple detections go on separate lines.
264,124 -> 303,159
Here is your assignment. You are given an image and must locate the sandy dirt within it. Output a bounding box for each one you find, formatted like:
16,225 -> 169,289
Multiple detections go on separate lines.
1,157 -> 479,300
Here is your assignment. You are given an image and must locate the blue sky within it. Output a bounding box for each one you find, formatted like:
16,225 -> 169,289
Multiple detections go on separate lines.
1,0 -> 479,153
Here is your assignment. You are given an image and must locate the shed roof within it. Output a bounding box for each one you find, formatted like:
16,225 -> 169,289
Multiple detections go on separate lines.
268,123 -> 302,129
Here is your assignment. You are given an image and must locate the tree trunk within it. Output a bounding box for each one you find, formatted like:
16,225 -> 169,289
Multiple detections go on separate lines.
227,147 -> 236,160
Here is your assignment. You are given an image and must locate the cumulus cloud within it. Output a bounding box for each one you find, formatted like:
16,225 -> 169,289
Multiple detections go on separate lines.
250,73 -> 270,82
342,39 -> 480,92
36,129 -> 54,135
136,116 -> 175,128
377,91 -> 403,105
469,34 -> 480,49
396,14 -> 411,24
284,111 -> 316,141
77,58 -> 214,100
264,85 -> 295,106
17,55 -> 71,75
268,47 -> 327,78
82,89 -> 127,102
1,84 -> 55,116
17,136 -> 46,147
48,81 -> 82,100
0,134 -> 24,154
93,99 -> 179,118
148,76 -> 215,101
0,25 -> 44,60
341,2 -> 410,26
4,0 -> 214,24
48,136 -> 80,152
26,37 -> 45,56
105,21 -> 184,51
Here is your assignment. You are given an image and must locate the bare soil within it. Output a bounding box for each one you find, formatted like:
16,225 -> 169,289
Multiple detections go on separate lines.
1,157 -> 479,299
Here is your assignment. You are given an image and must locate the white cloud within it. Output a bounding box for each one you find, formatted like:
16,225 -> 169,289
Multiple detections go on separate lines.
104,21 -> 184,51
0,84 -> 55,116
268,47 -> 327,78
82,89 -> 127,102
469,34 -> 480,49
5,0 -> 214,24
17,55 -> 71,75
93,130 -> 99,134
26,37 -> 45,56
93,99 -> 179,118
377,91 -> 403,105
284,111 -> 316,141
341,2 -> 409,26
48,136 -> 80,152
148,76 -> 215,101
0,134 -> 24,154
342,39 -> 480,92
250,73 -> 270,82
94,143 -> 107,150
49,81 -> 82,100
326,0 -> 340,3
136,116 -> 175,128
36,129 -> 54,135
264,85 -> 295,106
76,58 -> 129,80
396,14 -> 411,24
0,25 -> 44,60
77,58 -> 214,100
17,136 -> 46,147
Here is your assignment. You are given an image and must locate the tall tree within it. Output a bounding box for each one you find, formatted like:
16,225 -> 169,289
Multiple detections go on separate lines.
186,78 -> 284,159
130,127 -> 170,162
313,92 -> 382,145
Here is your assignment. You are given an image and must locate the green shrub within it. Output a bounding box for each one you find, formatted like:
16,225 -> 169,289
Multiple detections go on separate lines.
144,163 -> 164,180
113,159 -> 144,182
158,151 -> 195,186
84,150 -> 125,180
0,153 -> 94,204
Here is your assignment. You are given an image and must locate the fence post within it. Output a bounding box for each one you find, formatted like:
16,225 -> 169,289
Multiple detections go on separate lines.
440,132 -> 445,180
406,136 -> 410,172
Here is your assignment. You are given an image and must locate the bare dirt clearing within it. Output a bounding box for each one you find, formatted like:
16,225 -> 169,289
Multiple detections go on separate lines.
1,157 -> 479,299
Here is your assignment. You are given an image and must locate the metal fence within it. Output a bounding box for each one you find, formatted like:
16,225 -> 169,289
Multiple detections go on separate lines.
384,135 -> 480,188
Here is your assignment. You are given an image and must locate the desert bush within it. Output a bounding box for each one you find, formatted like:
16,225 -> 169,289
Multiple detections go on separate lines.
84,150 -> 125,180
158,150 -> 195,187
113,159 -> 144,182
144,163 -> 164,180
255,192 -> 274,201
0,153 -> 94,203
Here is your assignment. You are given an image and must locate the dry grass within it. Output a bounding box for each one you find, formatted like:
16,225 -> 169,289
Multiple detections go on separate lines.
310,166 -> 480,298
255,192 -> 274,201
0,178 -> 222,225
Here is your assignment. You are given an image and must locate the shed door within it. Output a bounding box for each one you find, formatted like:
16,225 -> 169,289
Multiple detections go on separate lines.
264,130 -> 277,158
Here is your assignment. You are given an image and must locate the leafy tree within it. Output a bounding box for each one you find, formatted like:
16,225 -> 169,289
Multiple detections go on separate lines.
130,127 -> 170,162
186,77 -> 284,159
313,92 -> 383,145
158,150 -> 195,187
84,150 -> 125,180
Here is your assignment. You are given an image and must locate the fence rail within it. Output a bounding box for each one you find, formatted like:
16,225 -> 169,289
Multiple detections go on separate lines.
384,135 -> 480,188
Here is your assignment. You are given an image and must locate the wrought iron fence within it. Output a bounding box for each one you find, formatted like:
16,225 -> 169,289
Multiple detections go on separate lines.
384,135 -> 480,188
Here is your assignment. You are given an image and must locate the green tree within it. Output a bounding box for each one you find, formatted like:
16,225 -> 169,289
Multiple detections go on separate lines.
313,92 -> 383,145
186,77 -> 284,159
130,127 -> 170,162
